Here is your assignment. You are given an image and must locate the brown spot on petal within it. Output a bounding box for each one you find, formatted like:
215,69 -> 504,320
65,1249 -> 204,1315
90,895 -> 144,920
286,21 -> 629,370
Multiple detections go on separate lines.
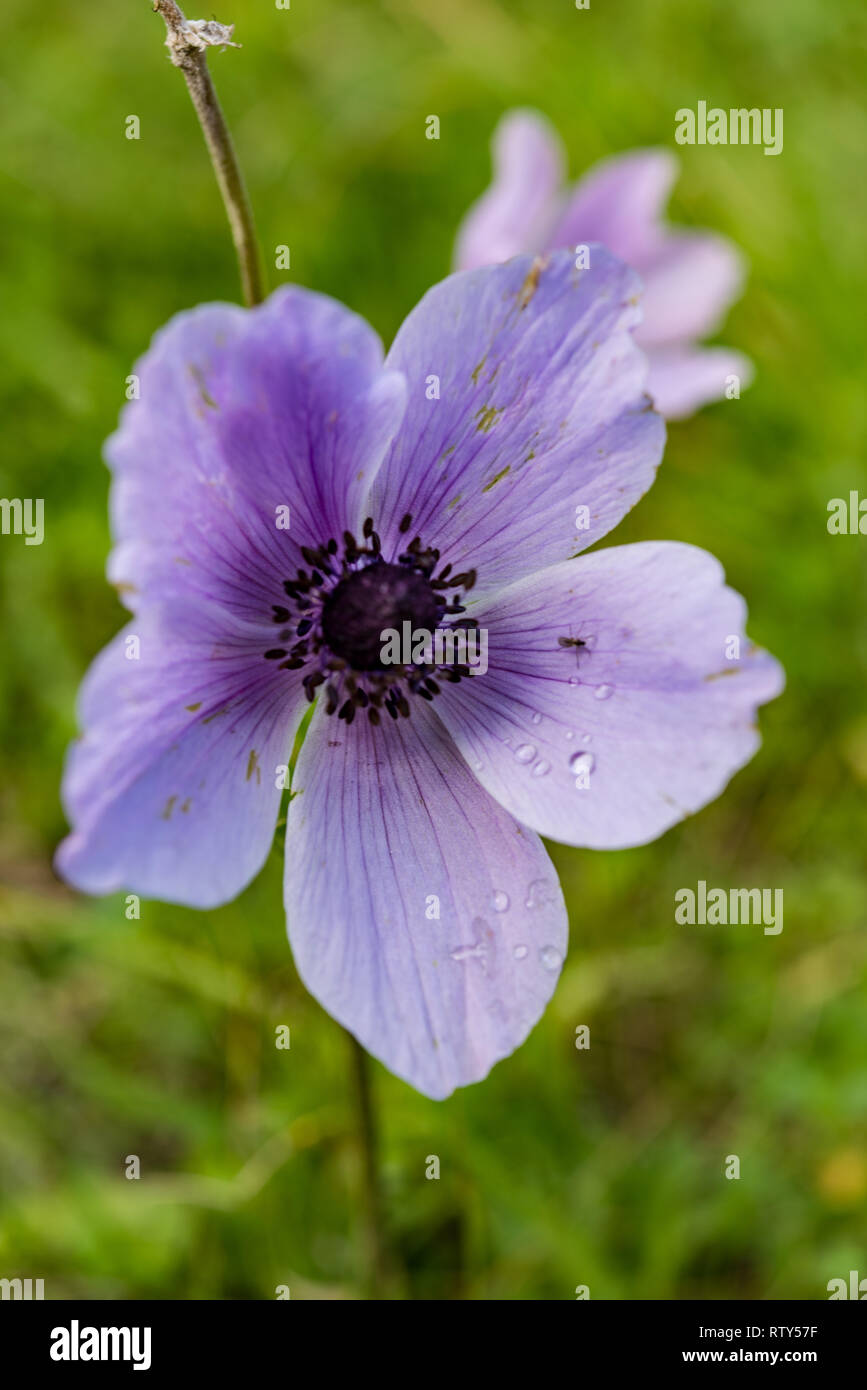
483,464 -> 510,492
475,405 -> 501,433
189,363 -> 219,409
202,707 -> 231,724
517,255 -> 549,309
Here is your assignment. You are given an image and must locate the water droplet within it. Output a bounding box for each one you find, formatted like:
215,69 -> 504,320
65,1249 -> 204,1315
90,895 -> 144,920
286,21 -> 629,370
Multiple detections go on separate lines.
539,944 -> 562,971
531,712 -> 542,725
525,878 -> 559,909
570,750 -> 595,788
472,759 -> 484,771
450,936 -> 488,970
564,730 -> 575,741
513,944 -> 528,960
568,675 -> 580,686
593,683 -> 614,700
580,733 -> 592,746
491,890 -> 510,913
515,743 -> 536,764
531,760 -> 551,778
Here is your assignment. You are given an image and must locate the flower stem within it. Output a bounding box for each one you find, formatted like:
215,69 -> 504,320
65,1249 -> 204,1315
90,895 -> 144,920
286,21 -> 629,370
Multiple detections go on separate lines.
153,1 -> 265,307
347,1032 -> 389,1297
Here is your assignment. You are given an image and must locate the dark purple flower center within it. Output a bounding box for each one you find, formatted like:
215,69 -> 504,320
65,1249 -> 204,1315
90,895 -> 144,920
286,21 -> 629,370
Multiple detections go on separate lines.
321,563 -> 441,672
262,515 -> 478,726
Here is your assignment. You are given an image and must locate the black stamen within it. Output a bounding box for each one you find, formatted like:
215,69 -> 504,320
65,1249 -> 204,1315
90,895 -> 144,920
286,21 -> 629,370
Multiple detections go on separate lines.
272,518 -> 483,727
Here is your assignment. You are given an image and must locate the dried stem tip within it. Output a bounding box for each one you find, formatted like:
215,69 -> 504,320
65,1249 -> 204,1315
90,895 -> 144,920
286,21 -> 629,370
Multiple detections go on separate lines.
151,1 -> 264,308
156,1 -> 241,67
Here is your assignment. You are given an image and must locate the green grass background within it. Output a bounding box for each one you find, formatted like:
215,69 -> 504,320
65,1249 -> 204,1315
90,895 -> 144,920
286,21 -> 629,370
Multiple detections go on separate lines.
0,0 -> 865,1299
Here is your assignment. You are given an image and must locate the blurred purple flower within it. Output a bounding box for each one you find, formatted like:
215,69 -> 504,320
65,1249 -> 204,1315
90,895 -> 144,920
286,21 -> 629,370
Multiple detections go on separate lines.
455,109 -> 752,419
57,248 -> 781,1098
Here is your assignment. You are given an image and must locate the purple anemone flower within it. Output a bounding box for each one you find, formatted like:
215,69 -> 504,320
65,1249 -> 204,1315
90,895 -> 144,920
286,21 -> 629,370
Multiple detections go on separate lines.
57,247 -> 781,1099
455,109 -> 752,420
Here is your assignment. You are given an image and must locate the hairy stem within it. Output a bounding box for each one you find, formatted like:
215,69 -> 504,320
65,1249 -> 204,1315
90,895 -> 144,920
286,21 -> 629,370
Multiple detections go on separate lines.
348,1032 -> 389,1297
153,1 -> 265,306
